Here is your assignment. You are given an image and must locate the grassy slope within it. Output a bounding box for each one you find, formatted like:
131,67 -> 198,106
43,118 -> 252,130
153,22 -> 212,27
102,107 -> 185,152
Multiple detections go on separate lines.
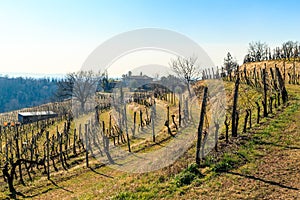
178,84 -> 300,199
0,84 -> 300,199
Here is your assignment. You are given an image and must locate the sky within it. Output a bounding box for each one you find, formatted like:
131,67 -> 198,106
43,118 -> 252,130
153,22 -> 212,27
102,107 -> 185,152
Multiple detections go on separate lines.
0,0 -> 299,76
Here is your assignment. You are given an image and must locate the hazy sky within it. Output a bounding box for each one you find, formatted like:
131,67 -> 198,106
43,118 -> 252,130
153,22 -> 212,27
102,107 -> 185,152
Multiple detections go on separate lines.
0,0 -> 299,75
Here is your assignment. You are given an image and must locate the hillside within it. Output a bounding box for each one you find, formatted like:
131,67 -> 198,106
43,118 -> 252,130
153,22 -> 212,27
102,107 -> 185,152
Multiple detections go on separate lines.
241,60 -> 300,79
0,63 -> 299,199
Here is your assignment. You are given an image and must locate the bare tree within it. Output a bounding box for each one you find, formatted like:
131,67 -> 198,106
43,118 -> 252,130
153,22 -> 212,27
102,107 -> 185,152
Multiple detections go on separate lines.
282,41 -> 297,61
56,70 -> 102,112
170,56 -> 200,96
247,41 -> 269,62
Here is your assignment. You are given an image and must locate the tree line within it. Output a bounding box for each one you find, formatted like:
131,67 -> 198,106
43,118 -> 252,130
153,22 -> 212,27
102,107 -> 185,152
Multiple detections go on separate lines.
244,41 -> 300,63
0,76 -> 59,113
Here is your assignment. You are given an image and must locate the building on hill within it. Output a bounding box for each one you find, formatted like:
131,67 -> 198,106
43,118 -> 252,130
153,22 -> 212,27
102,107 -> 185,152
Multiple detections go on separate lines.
18,111 -> 58,124
122,71 -> 153,88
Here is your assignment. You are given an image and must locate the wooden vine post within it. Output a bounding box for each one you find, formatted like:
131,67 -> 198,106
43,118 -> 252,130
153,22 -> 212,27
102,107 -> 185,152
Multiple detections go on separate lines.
132,112 -> 136,137
248,109 -> 252,128
15,127 -> 24,185
224,116 -> 229,143
167,105 -> 170,126
171,114 -> 178,131
73,129 -> 77,155
151,108 -> 155,142
123,104 -> 131,152
232,77 -> 240,137
85,124 -> 89,168
178,101 -> 181,127
243,110 -> 250,133
262,66 -> 268,117
255,102 -> 260,124
275,66 -> 288,104
214,120 -> 220,152
139,110 -> 143,130
46,131 -> 50,180
283,60 -> 286,81
196,86 -> 208,165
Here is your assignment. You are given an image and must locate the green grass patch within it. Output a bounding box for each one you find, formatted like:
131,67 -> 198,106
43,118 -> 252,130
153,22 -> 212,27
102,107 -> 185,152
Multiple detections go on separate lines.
173,163 -> 204,187
200,155 -> 216,167
113,191 -> 136,200
212,153 -> 241,173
